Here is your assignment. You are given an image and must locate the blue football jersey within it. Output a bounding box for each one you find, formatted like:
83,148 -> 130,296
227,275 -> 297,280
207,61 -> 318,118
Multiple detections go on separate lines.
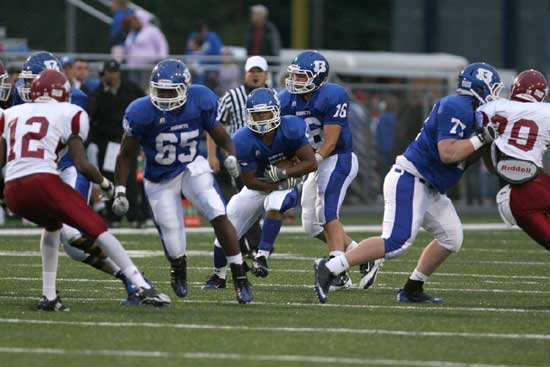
233,115 -> 309,177
403,94 -> 478,193
12,82 -> 89,169
123,85 -> 218,182
279,83 -> 353,155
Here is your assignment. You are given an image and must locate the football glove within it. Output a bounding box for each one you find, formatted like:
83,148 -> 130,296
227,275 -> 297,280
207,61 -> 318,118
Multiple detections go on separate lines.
112,186 -> 129,216
264,165 -> 287,183
277,176 -> 302,191
223,155 -> 240,178
475,124 -> 498,145
99,177 -> 115,201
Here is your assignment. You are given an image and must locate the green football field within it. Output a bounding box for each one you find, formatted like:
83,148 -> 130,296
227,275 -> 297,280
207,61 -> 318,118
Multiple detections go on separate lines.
0,225 -> 549,367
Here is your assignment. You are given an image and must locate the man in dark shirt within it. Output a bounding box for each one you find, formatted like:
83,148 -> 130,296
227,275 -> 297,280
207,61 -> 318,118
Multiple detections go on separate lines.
88,60 -> 146,225
245,5 -> 281,62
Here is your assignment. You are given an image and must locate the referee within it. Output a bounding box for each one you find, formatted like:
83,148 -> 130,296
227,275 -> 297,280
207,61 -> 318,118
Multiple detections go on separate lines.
207,56 -> 270,259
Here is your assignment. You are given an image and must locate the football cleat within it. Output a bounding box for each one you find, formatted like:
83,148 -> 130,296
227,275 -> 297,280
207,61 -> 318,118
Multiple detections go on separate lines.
314,258 -> 335,304
230,263 -> 253,304
37,295 -> 69,312
119,273 -> 153,305
131,287 -> 171,307
397,289 -> 443,304
251,256 -> 269,278
359,259 -> 384,290
170,255 -> 188,297
329,270 -> 353,291
202,273 -> 226,289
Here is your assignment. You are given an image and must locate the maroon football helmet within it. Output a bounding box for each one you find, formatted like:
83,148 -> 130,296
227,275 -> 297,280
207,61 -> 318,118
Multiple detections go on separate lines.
511,69 -> 547,103
31,69 -> 71,102
0,60 -> 11,102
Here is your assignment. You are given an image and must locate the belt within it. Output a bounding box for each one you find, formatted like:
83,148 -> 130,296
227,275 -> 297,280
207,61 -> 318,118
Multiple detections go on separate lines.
393,167 -> 436,190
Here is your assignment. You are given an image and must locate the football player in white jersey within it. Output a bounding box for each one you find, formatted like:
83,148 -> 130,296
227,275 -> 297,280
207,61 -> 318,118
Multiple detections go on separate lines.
478,69 -> 550,250
0,69 -> 170,310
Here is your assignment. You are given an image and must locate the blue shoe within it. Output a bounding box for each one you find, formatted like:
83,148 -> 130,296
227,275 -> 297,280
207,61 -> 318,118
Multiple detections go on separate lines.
230,263 -> 253,304
397,289 -> 443,304
202,273 -> 226,289
170,256 -> 188,298
314,258 -> 334,304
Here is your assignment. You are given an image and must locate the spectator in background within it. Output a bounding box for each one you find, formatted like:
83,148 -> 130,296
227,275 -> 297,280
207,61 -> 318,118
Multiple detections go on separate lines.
72,58 -> 100,95
215,48 -> 241,95
124,10 -> 168,86
109,0 -> 134,48
246,5 -> 281,62
88,60 -> 147,226
60,55 -> 75,83
375,96 -> 397,191
185,20 -> 223,90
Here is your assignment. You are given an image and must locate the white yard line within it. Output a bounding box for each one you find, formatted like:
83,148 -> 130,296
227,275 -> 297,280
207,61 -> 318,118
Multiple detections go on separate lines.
1,318 -> 549,341
0,347 -> 530,367
0,295 -> 549,314
0,223 -> 521,236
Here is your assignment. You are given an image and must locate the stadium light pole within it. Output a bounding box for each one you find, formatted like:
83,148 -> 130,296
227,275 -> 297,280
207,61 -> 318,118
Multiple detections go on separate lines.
66,0 -> 77,53
291,0 -> 310,49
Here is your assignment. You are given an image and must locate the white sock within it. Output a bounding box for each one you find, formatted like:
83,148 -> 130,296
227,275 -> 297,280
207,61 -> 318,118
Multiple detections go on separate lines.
257,250 -> 270,258
40,229 -> 60,300
214,267 -> 226,279
122,265 -> 151,289
345,240 -> 359,252
410,269 -> 429,282
329,250 -> 344,258
226,253 -> 243,265
326,254 -> 350,275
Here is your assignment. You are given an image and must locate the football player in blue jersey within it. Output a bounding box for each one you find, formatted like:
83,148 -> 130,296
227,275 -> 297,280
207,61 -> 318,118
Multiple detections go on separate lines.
203,88 -> 317,287
314,62 -> 502,304
113,59 -> 253,303
279,50 -> 366,290
13,51 -> 139,302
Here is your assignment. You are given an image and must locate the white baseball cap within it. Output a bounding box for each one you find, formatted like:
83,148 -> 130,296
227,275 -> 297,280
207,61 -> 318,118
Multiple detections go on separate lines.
245,56 -> 268,72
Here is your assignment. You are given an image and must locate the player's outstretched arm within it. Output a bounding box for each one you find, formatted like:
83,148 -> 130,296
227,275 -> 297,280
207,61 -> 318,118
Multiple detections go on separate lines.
114,133 -> 140,188
283,143 -> 317,178
438,123 -> 498,164
68,136 -> 114,199
315,124 -> 341,163
208,124 -> 236,157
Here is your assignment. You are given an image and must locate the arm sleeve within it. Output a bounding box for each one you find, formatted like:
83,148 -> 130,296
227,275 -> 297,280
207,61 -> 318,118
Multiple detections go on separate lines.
235,135 -> 257,172
436,102 -> 468,141
202,89 -> 220,132
322,88 -> 350,127
64,108 -> 90,143
284,117 -> 310,151
122,103 -> 146,139
216,92 -> 232,124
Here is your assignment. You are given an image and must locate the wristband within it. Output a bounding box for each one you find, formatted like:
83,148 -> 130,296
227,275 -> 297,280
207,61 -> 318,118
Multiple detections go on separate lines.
115,185 -> 126,195
315,152 -> 324,164
469,136 -> 484,151
99,177 -> 111,189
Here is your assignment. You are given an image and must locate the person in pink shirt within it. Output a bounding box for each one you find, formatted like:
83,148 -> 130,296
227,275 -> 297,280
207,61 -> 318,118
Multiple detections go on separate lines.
124,10 -> 168,66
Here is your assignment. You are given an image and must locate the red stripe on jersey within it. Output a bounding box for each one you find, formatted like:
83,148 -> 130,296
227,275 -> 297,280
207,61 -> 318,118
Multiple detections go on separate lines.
0,112 -> 5,133
480,111 -> 489,126
71,110 -> 82,135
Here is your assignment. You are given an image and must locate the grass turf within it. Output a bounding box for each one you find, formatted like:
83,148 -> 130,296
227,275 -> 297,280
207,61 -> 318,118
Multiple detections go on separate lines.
0,227 -> 549,367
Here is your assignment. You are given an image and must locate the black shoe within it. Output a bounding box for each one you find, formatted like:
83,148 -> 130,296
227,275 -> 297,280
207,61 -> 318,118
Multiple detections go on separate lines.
359,259 -> 384,290
202,273 -> 226,289
133,287 -> 171,307
230,263 -> 253,304
170,256 -> 188,297
329,271 -> 353,291
37,295 -> 69,311
314,258 -> 334,304
397,289 -> 443,304
251,256 -> 269,278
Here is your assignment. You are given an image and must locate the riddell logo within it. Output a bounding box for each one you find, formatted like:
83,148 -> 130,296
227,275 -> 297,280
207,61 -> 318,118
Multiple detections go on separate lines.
500,164 -> 533,173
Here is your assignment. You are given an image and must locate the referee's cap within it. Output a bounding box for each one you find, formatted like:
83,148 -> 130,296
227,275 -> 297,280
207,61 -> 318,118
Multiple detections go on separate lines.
245,56 -> 268,72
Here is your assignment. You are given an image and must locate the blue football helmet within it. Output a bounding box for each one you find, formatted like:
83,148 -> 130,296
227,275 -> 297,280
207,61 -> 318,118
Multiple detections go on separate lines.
150,59 -> 191,111
457,62 -> 503,104
18,51 -> 61,102
246,88 -> 281,134
286,51 -> 329,94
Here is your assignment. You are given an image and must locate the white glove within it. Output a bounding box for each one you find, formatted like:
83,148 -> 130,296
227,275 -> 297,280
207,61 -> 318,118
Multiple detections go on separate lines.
315,153 -> 324,164
471,124 -> 498,150
264,165 -> 287,183
99,177 -> 114,201
278,176 -> 302,191
223,155 -> 240,178
112,186 -> 129,216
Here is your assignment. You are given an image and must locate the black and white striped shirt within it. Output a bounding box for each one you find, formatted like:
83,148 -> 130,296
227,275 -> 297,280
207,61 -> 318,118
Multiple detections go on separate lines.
216,85 -> 249,135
